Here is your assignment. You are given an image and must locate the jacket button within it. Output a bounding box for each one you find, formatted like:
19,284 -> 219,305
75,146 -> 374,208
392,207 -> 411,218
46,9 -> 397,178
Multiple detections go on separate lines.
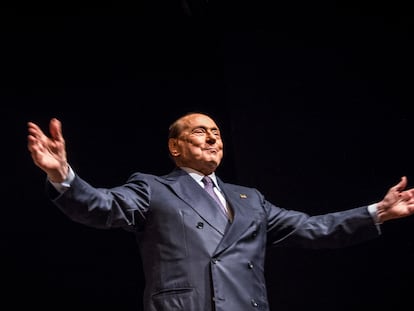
251,231 -> 257,238
196,222 -> 204,229
251,299 -> 259,307
248,261 -> 254,269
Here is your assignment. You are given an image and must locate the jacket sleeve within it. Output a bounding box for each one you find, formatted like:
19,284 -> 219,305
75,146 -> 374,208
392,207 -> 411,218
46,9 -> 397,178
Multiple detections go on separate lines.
262,195 -> 380,249
48,173 -> 150,231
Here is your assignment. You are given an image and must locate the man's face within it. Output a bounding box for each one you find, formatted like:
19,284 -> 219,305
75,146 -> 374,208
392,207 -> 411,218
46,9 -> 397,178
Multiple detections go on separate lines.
169,113 -> 223,175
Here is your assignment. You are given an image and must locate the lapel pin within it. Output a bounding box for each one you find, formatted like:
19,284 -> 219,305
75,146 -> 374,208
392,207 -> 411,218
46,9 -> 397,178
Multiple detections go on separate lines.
240,194 -> 247,198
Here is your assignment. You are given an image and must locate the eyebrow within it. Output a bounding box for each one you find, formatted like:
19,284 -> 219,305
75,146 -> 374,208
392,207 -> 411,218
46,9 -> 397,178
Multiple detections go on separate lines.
192,126 -> 220,131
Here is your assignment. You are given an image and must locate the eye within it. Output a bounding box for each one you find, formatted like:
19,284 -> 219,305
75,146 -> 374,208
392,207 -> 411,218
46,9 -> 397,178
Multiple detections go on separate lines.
192,128 -> 207,135
212,130 -> 221,137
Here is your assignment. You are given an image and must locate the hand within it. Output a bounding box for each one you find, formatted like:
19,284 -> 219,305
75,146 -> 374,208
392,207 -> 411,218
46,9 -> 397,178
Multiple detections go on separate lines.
376,176 -> 414,222
27,118 -> 69,183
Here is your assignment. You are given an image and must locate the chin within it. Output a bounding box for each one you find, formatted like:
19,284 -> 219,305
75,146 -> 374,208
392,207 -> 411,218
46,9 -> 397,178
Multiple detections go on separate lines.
208,161 -> 220,170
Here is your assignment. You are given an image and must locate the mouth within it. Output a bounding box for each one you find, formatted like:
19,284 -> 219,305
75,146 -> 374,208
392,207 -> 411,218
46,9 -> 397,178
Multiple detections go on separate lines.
204,148 -> 218,153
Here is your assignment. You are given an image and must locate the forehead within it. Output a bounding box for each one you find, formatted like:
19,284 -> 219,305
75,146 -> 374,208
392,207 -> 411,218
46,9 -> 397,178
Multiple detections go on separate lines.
181,114 -> 218,129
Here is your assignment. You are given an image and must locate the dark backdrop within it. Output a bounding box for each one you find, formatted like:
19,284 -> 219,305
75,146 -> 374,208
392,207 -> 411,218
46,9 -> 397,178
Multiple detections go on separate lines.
2,1 -> 414,310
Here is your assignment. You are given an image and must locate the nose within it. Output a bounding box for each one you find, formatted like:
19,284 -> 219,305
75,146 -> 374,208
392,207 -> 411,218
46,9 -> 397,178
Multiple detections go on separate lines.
206,130 -> 217,143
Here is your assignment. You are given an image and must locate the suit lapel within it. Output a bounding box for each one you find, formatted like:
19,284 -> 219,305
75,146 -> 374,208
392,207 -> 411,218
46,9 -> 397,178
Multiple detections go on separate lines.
158,169 -> 257,246
213,180 -> 258,254
159,169 -> 229,235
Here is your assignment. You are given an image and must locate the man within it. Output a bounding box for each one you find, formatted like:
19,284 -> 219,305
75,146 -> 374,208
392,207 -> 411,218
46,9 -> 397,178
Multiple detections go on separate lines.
27,112 -> 414,311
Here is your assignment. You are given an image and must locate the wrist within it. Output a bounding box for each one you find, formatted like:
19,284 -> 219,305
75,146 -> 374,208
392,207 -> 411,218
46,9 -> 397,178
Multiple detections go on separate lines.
375,200 -> 388,223
48,163 -> 70,183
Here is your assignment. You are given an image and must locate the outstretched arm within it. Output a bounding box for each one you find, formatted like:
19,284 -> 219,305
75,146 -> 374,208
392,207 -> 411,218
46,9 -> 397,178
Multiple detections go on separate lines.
27,118 -> 69,183
376,176 -> 414,223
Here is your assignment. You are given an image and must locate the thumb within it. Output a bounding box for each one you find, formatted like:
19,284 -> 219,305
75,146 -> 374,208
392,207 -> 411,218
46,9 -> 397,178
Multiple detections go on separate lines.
395,176 -> 407,192
49,118 -> 64,142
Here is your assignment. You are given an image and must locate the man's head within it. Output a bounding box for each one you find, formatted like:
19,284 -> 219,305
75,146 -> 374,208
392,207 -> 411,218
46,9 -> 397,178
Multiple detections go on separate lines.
168,112 -> 223,175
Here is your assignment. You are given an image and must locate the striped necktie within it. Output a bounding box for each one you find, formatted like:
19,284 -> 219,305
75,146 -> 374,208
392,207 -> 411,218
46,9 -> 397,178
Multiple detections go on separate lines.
202,176 -> 229,219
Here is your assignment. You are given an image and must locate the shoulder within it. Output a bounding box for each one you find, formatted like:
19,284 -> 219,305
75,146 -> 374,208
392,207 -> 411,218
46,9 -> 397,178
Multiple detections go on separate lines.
219,180 -> 263,197
126,168 -> 187,185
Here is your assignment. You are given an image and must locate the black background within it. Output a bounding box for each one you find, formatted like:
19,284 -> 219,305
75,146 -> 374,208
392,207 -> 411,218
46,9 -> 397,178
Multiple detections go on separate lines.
2,1 -> 414,310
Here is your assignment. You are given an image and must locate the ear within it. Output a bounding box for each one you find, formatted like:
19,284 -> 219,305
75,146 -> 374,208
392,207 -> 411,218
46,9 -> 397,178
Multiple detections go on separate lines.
168,138 -> 180,156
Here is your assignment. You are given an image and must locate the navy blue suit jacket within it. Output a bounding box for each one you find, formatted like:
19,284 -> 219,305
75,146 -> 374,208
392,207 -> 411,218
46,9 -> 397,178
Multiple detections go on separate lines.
49,167 -> 380,311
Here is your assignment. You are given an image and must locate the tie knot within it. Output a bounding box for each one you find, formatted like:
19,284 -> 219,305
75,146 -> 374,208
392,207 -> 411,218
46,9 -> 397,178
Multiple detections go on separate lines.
202,176 -> 214,188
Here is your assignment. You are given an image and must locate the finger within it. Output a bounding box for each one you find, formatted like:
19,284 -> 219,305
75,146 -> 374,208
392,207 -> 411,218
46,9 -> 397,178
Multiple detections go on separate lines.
407,189 -> 414,200
27,135 -> 37,151
27,121 -> 43,137
395,176 -> 407,192
49,118 -> 64,142
27,135 -> 45,155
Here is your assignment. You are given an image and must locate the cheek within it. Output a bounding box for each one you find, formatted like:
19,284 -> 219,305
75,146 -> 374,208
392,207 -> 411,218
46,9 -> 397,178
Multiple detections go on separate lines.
180,143 -> 203,156
184,139 -> 203,149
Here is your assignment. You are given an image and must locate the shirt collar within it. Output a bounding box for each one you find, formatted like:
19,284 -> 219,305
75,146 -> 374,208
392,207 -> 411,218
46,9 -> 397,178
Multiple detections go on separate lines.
179,167 -> 220,189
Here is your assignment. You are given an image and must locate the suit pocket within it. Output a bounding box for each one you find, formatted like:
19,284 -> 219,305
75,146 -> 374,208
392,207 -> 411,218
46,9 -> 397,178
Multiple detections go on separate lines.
152,287 -> 196,310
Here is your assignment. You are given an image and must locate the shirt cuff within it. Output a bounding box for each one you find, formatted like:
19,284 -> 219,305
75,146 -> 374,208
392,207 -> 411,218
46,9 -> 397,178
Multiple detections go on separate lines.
49,165 -> 75,193
368,203 -> 382,234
